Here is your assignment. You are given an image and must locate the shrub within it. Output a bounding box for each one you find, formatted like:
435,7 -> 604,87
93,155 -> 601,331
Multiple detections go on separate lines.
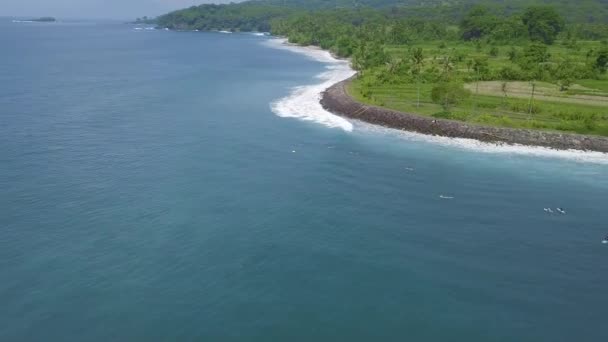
432,111 -> 469,121
478,102 -> 498,109
498,66 -> 524,80
508,47 -> 518,61
510,103 -> 541,114
430,82 -> 471,111
432,111 -> 452,119
596,49 -> 608,73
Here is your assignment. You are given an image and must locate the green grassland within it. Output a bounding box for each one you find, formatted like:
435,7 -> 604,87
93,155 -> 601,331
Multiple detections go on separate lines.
349,41 -> 608,136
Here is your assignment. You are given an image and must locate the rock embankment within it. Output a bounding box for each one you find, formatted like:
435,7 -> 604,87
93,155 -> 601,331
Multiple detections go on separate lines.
320,78 -> 608,153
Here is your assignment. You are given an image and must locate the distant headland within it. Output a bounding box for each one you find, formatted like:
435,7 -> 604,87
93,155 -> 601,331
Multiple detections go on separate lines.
31,17 -> 56,22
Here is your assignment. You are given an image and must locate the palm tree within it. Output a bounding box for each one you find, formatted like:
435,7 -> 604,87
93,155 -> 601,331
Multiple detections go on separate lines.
470,57 -> 488,115
410,47 -> 424,108
441,55 -> 454,80
501,81 -> 508,107
466,59 -> 474,73
386,58 -> 402,74
528,81 -> 536,118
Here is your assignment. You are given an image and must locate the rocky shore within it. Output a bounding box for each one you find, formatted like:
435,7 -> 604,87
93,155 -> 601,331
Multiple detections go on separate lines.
321,77 -> 608,153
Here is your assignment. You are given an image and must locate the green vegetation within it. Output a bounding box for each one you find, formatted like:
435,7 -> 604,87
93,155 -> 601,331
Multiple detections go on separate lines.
153,0 -> 608,136
157,3 -> 294,32
134,16 -> 155,24
350,38 -> 608,136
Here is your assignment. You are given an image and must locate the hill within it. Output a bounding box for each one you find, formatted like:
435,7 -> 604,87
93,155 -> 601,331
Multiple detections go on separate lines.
155,0 -> 608,32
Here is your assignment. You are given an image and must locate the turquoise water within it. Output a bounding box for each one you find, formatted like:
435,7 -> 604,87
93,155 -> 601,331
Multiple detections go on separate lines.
1,20 -> 608,341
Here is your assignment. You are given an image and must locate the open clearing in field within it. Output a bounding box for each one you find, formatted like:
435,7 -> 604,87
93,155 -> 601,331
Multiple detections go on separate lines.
464,81 -> 608,107
348,80 -> 608,136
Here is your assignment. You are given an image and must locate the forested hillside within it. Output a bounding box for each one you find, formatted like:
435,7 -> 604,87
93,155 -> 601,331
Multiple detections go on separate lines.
155,0 -> 608,31
254,0 -> 608,22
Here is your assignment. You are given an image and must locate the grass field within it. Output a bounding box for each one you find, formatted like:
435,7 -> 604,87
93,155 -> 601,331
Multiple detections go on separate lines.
349,40 -> 608,136
349,80 -> 608,136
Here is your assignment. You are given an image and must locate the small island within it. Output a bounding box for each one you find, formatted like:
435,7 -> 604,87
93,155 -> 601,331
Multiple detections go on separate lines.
31,17 -> 56,22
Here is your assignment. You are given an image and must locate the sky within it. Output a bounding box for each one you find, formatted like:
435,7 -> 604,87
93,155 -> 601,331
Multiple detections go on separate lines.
1,0 -> 245,20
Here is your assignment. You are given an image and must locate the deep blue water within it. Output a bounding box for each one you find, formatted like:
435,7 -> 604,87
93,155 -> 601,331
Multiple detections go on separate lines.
1,20 -> 608,341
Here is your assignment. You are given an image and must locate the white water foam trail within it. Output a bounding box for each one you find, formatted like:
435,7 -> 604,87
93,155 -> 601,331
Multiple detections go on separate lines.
357,121 -> 608,165
264,38 -> 356,132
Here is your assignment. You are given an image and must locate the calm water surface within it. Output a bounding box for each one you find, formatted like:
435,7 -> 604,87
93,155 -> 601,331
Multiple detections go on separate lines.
1,19 -> 607,341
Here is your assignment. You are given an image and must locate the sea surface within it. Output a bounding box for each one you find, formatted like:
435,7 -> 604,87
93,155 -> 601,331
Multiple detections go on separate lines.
1,19 -> 608,341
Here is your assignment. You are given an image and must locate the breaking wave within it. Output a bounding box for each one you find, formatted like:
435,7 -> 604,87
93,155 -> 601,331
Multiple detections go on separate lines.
265,38 -> 356,131
357,121 -> 608,164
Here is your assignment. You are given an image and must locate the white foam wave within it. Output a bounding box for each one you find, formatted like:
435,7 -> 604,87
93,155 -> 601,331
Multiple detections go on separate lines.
12,20 -> 35,23
357,121 -> 608,164
265,38 -> 356,131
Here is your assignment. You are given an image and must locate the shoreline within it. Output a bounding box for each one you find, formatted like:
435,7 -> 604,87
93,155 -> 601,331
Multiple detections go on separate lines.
321,77 -> 608,153
197,35 -> 608,156
265,38 -> 357,131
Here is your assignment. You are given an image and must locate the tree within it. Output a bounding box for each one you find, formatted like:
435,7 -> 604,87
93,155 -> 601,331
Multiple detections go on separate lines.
410,47 -> 424,108
519,42 -> 550,72
440,55 -> 454,81
501,81 -> 509,107
385,57 -> 402,74
596,49 -> 608,73
460,6 -> 497,41
353,41 -> 387,71
471,57 -> 488,113
472,57 -> 489,84
431,82 -> 470,112
528,81 -> 537,117
555,59 -> 576,91
508,47 -> 518,61
522,6 -> 565,44
466,59 -> 474,73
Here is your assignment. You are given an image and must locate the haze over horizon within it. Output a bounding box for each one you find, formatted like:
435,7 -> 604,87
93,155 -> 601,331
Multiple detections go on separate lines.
1,0 -> 245,20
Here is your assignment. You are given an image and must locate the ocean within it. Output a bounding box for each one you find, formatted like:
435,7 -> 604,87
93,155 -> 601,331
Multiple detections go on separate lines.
1,20 -> 607,341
